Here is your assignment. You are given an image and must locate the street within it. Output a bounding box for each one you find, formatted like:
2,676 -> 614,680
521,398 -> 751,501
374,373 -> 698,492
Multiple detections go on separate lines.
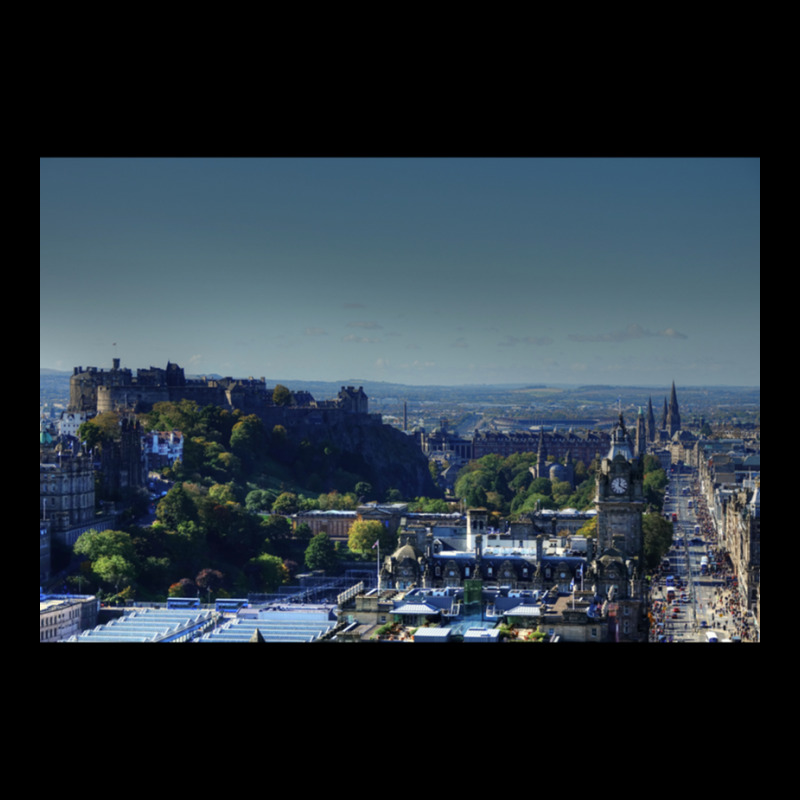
649,465 -> 755,643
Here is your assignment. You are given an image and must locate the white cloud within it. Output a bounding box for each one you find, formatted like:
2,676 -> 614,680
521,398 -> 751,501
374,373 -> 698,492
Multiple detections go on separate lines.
497,335 -> 554,347
347,321 -> 382,329
343,334 -> 380,344
568,323 -> 688,342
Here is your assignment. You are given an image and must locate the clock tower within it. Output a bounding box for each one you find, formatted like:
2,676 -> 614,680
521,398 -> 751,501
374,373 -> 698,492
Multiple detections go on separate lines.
595,412 -> 645,563
590,412 -> 648,640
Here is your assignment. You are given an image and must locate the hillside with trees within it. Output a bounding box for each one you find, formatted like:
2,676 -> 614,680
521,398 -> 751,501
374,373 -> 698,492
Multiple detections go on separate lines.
66,398 -> 440,603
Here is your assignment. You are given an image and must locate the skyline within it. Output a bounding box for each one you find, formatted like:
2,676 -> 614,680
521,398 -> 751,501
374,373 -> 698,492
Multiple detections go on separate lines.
40,157 -> 760,388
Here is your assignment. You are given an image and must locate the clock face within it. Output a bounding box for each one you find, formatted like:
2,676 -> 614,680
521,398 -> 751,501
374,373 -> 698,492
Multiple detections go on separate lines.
611,477 -> 628,494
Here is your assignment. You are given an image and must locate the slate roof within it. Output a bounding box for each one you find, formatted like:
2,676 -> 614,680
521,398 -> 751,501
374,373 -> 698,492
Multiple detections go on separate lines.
391,601 -> 441,616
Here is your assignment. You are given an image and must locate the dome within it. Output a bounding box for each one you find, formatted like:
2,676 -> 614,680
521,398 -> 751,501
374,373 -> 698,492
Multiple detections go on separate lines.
394,543 -> 419,562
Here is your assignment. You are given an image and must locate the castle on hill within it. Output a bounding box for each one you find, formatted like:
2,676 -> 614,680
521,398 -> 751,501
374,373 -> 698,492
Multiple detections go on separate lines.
69,358 -> 371,425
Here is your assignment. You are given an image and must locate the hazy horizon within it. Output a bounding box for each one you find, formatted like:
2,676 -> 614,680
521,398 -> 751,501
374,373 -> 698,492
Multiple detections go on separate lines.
40,157 -> 760,388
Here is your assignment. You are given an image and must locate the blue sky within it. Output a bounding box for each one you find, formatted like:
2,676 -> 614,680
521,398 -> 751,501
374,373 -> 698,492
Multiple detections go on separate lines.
40,157 -> 759,387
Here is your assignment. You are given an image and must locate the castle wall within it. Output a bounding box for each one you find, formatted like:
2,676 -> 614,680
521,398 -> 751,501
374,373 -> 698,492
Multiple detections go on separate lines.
69,362 -> 373,426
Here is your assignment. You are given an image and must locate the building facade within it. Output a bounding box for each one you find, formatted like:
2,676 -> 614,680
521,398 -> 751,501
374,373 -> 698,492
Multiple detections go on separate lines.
40,440 -> 96,547
40,595 -> 99,642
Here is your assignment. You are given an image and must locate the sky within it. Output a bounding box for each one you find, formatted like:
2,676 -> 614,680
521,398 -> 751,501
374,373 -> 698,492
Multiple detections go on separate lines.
40,157 -> 759,388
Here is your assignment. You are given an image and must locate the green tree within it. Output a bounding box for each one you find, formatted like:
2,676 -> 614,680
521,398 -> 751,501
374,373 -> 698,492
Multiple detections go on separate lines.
229,414 -> 268,470
294,522 -> 313,541
261,514 -> 293,543
245,489 -> 276,513
201,500 -> 262,560
164,521 -> 208,575
575,516 -> 598,539
348,519 -> 394,554
354,481 -> 373,500
78,411 -> 122,450
156,483 -> 198,530
318,490 -> 357,511
273,384 -> 293,406
245,553 -> 288,592
454,470 -> 489,507
272,491 -> 299,515
551,478 -> 573,507
74,529 -> 136,564
93,553 -> 136,592
643,466 -> 668,510
642,512 -> 673,570
208,482 -> 238,505
144,400 -> 201,437
304,532 -> 338,572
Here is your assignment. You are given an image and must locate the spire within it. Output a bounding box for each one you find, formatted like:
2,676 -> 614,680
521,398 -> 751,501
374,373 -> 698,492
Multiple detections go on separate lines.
608,412 -> 633,461
635,406 -> 647,457
667,381 -> 681,437
646,396 -> 656,442
536,428 -> 547,478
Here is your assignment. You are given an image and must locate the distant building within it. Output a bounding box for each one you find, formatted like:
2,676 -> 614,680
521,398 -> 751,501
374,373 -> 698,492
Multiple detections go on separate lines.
69,359 -> 371,424
144,430 -> 184,470
472,429 -> 609,464
292,509 -> 358,542
58,410 -> 89,438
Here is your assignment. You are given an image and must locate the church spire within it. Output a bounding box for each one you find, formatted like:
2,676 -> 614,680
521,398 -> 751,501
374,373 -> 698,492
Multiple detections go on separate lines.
635,406 -> 647,458
646,396 -> 656,442
667,381 -> 681,437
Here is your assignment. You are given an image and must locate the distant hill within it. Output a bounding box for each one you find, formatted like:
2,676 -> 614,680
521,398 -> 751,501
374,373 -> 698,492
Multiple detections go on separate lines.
40,368 -> 759,412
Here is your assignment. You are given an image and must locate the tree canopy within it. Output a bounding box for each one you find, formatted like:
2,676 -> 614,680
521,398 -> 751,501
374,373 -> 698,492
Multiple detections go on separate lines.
347,519 -> 394,554
304,532 -> 338,572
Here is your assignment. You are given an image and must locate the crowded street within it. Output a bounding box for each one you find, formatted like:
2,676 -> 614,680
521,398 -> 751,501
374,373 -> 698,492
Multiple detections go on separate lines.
649,465 -> 759,642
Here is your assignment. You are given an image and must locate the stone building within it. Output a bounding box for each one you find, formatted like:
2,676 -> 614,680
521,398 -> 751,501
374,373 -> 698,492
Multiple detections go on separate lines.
292,509 -> 358,542
69,359 -> 370,425
40,594 -> 99,642
584,412 -> 648,641
390,413 -> 650,640
40,435 -> 96,548
723,483 -> 760,611
472,429 -> 609,465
